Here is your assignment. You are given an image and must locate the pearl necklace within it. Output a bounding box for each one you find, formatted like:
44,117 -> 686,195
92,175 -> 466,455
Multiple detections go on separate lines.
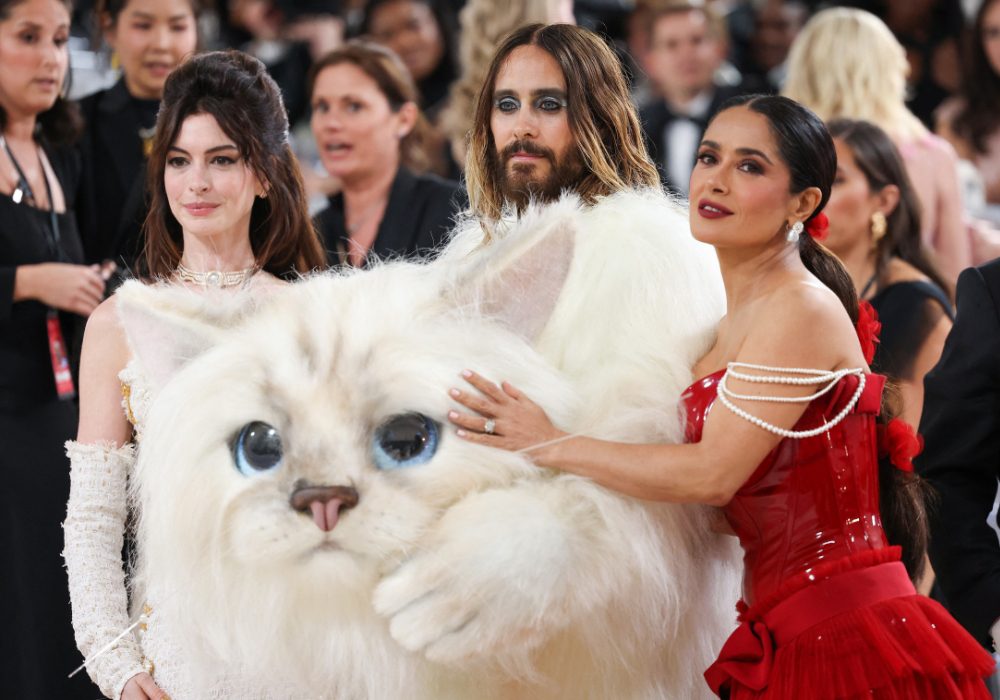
716,362 -> 867,439
175,262 -> 256,289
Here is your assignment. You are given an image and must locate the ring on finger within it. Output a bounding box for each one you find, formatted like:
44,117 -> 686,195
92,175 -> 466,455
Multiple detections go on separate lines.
483,418 -> 496,435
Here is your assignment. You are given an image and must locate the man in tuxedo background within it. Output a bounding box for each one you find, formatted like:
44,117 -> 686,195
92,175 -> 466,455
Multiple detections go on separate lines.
638,0 -> 754,197
918,257 -> 1000,697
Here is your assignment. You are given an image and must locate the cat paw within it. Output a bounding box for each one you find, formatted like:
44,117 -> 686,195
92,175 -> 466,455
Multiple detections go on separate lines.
374,552 -> 555,664
372,494 -> 576,663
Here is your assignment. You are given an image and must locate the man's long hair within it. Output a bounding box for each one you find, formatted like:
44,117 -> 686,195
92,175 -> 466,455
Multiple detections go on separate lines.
465,23 -> 660,222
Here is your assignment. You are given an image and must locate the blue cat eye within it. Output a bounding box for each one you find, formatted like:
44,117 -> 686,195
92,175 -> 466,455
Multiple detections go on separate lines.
371,413 -> 439,470
232,421 -> 283,476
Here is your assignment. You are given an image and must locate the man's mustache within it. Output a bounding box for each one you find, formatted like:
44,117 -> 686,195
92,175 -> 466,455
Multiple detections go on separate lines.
500,140 -> 555,163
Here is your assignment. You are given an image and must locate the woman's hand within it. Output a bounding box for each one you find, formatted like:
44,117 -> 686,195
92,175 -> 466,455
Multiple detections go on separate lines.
121,672 -> 169,700
13,262 -> 113,316
447,370 -> 567,457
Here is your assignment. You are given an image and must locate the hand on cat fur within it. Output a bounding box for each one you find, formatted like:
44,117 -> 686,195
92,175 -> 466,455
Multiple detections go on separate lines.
448,370 -> 566,461
121,672 -> 169,700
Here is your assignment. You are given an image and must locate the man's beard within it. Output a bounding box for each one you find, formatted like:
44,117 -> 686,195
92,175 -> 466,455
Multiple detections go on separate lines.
493,139 -> 586,214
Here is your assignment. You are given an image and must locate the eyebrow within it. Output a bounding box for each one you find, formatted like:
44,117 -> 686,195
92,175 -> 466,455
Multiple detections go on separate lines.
167,145 -> 240,155
493,88 -> 568,100
129,11 -> 191,21
699,140 -> 774,165
16,20 -> 69,31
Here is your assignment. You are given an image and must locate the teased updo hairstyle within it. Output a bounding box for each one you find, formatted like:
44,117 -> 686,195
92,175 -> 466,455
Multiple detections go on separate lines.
716,95 -> 930,581
827,118 -> 950,300
0,0 -> 82,145
307,40 -> 434,173
143,50 -> 326,279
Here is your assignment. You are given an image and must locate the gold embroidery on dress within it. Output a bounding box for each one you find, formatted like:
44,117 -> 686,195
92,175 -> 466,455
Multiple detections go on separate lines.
138,603 -> 156,678
121,380 -> 138,427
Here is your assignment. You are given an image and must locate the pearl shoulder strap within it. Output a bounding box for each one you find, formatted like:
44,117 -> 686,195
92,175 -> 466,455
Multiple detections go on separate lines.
716,362 -> 867,439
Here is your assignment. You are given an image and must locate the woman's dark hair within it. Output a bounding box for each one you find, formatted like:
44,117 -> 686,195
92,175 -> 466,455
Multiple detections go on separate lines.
716,94 -> 930,582
143,50 -> 326,279
0,0 -> 82,145
828,118 -> 951,299
951,0 -> 1000,155
307,40 -> 434,173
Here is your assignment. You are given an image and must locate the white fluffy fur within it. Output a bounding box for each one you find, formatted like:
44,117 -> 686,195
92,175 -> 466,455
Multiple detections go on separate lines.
124,190 -> 739,699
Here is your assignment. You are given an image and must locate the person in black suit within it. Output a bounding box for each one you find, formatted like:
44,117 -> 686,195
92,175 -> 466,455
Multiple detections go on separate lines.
918,257 -> 1000,694
638,1 -> 756,197
75,0 -> 199,275
309,41 -> 463,267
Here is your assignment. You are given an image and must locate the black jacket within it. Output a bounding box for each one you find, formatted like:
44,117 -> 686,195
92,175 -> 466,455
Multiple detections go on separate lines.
316,167 -> 465,267
638,84 -> 750,196
917,258 -> 1000,648
75,77 -> 152,270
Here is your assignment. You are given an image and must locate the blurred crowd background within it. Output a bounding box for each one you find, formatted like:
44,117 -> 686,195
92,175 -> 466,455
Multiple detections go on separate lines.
61,0 -> 1000,233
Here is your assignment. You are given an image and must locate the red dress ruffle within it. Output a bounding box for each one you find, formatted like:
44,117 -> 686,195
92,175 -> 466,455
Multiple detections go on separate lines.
724,548 -> 995,699
682,371 -> 996,699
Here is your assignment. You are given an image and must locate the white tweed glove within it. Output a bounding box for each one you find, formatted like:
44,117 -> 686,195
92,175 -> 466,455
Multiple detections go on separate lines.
63,441 -> 146,699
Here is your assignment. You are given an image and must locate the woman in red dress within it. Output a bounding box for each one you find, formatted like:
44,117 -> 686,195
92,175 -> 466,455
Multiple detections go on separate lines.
446,94 -> 995,698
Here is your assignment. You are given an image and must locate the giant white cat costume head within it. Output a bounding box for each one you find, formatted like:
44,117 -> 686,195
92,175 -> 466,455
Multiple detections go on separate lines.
121,191 -> 739,699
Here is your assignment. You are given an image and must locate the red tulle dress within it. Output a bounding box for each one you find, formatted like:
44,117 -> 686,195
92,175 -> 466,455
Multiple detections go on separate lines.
682,369 -> 996,699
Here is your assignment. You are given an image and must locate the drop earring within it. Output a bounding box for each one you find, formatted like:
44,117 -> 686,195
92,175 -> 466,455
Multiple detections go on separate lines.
870,211 -> 887,245
786,221 -> 803,243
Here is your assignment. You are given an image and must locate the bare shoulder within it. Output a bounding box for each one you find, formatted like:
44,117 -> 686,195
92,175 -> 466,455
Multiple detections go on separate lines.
81,296 -> 129,367
882,258 -> 929,286
914,133 -> 960,165
739,281 -> 863,369
77,295 -> 133,444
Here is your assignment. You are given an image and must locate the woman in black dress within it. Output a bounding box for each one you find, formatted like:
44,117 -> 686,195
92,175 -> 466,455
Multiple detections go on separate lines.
0,0 -> 104,696
823,118 -> 953,429
76,0 -> 199,275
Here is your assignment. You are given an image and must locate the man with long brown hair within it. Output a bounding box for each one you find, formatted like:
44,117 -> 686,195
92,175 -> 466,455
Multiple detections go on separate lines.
464,22 -> 661,224
404,25 -> 736,697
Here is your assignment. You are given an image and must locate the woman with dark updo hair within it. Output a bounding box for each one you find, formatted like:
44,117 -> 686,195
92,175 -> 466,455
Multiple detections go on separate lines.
64,50 -> 324,700
448,95 -> 996,698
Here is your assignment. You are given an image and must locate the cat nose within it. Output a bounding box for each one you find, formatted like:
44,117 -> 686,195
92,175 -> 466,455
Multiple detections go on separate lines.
290,485 -> 359,532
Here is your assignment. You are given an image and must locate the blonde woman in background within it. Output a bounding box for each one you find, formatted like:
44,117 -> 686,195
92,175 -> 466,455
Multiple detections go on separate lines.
783,7 -> 971,285
439,0 -> 575,167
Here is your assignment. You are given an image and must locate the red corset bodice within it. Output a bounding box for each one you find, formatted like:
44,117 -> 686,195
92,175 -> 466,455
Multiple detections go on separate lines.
682,370 -> 890,606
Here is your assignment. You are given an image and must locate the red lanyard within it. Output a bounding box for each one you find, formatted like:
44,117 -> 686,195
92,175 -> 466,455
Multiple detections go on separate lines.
2,133 -> 75,400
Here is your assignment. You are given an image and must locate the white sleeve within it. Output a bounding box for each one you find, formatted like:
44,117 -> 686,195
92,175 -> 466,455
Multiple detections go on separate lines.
991,616 -> 1000,651
63,440 -> 147,699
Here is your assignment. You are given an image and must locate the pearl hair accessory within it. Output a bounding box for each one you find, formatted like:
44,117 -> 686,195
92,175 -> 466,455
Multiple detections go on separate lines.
786,221 -> 804,243
716,362 -> 867,439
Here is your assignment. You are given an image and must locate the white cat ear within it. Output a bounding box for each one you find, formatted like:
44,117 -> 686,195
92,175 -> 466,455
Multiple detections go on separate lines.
114,280 -> 250,391
448,196 -> 579,341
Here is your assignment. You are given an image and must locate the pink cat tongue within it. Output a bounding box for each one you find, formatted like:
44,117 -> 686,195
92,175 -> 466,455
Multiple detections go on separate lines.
310,500 -> 342,531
